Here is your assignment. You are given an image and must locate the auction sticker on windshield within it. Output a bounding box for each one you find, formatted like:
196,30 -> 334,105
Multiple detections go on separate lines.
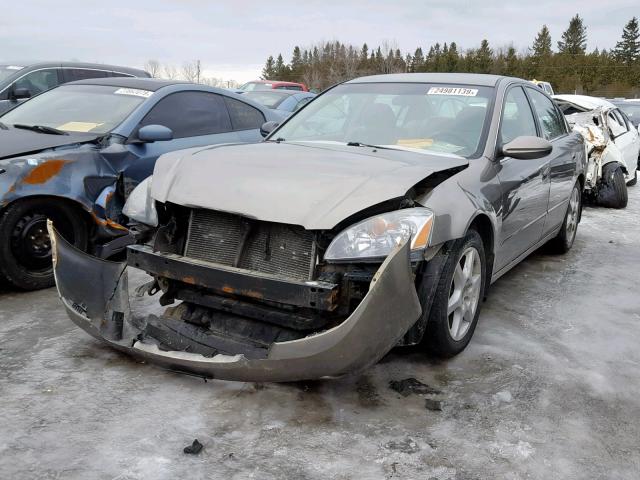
427,87 -> 478,96
114,88 -> 153,98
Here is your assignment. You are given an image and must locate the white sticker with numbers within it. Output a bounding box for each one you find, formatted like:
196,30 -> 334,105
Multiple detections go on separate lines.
427,87 -> 478,96
114,88 -> 153,98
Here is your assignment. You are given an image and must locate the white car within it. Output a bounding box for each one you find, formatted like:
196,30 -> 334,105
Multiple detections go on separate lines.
554,95 -> 639,208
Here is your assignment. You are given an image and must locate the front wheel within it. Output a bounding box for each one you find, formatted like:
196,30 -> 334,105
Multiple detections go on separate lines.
423,229 -> 486,357
597,163 -> 628,209
0,198 -> 88,290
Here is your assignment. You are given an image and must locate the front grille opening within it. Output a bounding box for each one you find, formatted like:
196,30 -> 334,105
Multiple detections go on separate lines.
184,209 -> 316,281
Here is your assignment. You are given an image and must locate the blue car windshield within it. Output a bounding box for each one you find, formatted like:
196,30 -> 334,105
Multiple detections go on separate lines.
274,82 -> 495,158
1,84 -> 149,134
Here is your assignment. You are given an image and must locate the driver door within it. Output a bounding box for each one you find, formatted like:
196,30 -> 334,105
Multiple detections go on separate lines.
494,86 -> 551,270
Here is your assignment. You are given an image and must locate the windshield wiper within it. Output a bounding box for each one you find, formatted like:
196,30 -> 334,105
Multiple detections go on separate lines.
13,124 -> 68,135
346,141 -> 394,150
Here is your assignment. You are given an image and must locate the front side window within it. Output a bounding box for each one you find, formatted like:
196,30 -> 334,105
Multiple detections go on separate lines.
500,87 -> 538,145
224,97 -> 265,130
1,84 -> 146,133
608,110 -> 628,137
273,82 -> 495,158
0,65 -> 23,83
138,91 -> 232,138
13,69 -> 59,96
527,88 -> 566,140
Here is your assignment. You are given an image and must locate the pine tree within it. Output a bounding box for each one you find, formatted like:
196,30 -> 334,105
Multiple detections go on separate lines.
558,14 -> 587,55
261,56 -> 276,79
411,47 -> 424,72
476,39 -> 493,73
445,42 -> 459,71
532,25 -> 552,57
274,54 -> 288,79
613,17 -> 640,64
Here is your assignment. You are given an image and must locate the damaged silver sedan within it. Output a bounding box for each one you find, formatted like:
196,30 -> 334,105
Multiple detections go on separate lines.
51,73 -> 587,382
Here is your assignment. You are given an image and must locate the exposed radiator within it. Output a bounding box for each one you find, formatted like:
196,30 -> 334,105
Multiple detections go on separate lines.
184,209 -> 315,281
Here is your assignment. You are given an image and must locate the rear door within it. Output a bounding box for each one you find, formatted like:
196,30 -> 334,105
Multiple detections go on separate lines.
525,86 -> 578,235
495,85 -> 551,269
609,108 -> 639,171
124,90 -> 241,184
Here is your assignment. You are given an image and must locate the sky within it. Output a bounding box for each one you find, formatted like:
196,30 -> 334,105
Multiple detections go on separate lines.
1,0 -> 638,83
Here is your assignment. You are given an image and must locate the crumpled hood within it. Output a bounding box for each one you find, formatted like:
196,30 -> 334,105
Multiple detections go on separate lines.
0,126 -> 101,160
152,142 -> 468,229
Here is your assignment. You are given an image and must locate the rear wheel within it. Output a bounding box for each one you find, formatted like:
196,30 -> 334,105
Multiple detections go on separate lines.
0,198 -> 88,290
548,182 -> 581,254
627,170 -> 637,187
597,163 -> 628,209
424,229 -> 486,357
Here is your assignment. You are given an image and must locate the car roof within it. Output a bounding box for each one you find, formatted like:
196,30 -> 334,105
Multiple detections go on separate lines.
246,80 -> 303,85
553,94 -> 616,111
63,77 -> 188,91
0,61 -> 148,76
244,89 -> 301,97
346,73 -> 507,87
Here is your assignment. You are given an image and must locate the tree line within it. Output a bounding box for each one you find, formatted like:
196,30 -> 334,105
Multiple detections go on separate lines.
143,59 -> 241,88
261,15 -> 640,97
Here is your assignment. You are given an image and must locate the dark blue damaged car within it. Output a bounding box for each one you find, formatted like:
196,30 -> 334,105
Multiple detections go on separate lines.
0,77 -> 280,290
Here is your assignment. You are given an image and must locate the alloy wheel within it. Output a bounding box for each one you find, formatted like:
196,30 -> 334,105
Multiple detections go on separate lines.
447,246 -> 482,341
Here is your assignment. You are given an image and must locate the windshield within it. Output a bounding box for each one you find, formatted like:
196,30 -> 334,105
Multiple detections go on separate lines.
0,65 -> 24,82
240,82 -> 272,91
273,82 -> 495,158
1,84 -> 148,134
615,103 -> 640,126
244,91 -> 290,108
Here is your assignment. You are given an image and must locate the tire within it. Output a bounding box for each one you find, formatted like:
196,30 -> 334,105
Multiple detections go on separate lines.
627,170 -> 637,187
597,163 -> 628,209
548,182 -> 581,254
0,198 -> 88,290
423,229 -> 486,357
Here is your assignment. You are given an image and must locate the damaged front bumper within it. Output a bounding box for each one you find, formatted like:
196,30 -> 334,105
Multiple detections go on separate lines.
49,223 -> 422,382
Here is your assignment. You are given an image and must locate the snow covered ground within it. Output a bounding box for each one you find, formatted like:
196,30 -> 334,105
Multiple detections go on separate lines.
1,187 -> 639,479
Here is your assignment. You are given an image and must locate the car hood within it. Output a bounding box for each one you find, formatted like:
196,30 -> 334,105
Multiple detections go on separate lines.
0,126 -> 101,160
152,141 -> 468,229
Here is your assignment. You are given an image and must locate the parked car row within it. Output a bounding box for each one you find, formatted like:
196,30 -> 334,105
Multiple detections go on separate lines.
42,72 -> 589,383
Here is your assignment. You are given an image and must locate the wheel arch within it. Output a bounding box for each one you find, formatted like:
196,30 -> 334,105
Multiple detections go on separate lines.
466,213 -> 495,291
1,194 -> 95,234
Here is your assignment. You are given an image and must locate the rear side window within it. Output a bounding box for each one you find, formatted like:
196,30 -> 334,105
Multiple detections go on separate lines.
13,69 -> 60,95
276,85 -> 302,91
63,69 -> 111,83
139,91 -> 232,138
527,88 -> 567,140
500,87 -> 538,145
224,97 -> 265,130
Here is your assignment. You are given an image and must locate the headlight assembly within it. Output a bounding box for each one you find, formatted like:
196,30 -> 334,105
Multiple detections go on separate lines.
122,176 -> 158,227
324,207 -> 434,262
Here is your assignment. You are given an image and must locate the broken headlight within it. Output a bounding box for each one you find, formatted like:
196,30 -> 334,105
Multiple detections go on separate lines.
122,176 -> 158,227
324,207 -> 434,262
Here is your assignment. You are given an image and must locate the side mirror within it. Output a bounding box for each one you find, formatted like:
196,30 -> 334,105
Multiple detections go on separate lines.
137,124 -> 173,143
260,121 -> 279,138
11,87 -> 31,100
501,136 -> 552,160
